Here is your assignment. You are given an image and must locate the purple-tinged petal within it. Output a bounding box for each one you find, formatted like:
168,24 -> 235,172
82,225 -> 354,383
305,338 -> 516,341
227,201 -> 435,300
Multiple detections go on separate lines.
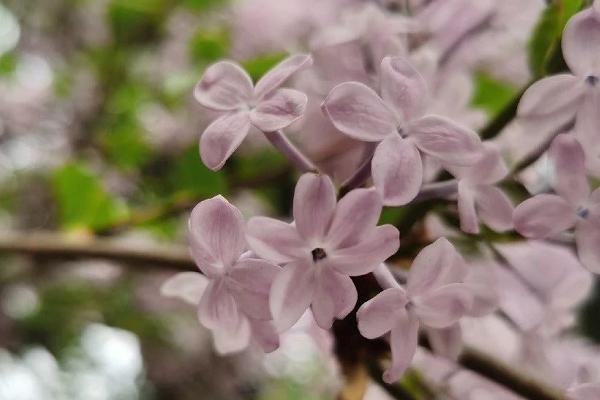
562,8 -> 600,77
549,134 -> 590,206
517,74 -> 584,118
249,88 -> 308,132
249,319 -> 279,353
474,185 -> 514,232
293,173 -> 337,243
576,217 -> 600,273
322,82 -> 397,142
189,196 -> 246,275
575,91 -> 600,173
449,143 -> 508,184
246,217 -> 307,264
426,324 -> 462,360
458,181 -> 479,234
371,135 -> 423,206
253,54 -> 312,100
408,115 -> 482,166
513,194 -> 575,238
160,272 -> 209,305
227,258 -> 280,320
269,260 -> 316,332
311,268 -> 357,329
357,287 -> 408,339
407,238 -> 467,296
200,111 -> 251,171
326,187 -> 383,249
383,310 -> 419,383
194,61 -> 253,111
380,56 -> 427,121
211,317 -> 251,354
327,225 -> 400,276
198,280 -> 242,331
568,382 -> 600,400
413,283 -> 473,329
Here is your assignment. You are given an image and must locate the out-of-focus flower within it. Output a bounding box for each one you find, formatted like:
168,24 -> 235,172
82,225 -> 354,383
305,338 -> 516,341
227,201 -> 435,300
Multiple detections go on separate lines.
513,134 -> 600,273
194,54 -> 312,170
569,382 -> 600,400
161,196 -> 280,354
322,56 -> 482,205
246,173 -> 399,332
357,238 -> 472,382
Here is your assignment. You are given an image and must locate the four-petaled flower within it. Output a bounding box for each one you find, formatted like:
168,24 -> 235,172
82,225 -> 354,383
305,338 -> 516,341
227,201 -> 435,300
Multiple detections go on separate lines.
194,54 -> 312,170
513,134 -> 600,273
322,56 -> 483,206
162,195 -> 281,353
246,173 -> 400,332
356,238 -> 472,383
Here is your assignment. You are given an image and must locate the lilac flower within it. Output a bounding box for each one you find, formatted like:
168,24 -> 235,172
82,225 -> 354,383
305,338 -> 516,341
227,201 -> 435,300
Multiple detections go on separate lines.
246,173 -> 400,332
517,1 -> 600,173
194,54 -> 312,170
448,143 -> 514,234
162,195 -> 281,353
322,56 -> 482,206
357,238 -> 472,382
513,134 -> 600,273
569,383 -> 600,400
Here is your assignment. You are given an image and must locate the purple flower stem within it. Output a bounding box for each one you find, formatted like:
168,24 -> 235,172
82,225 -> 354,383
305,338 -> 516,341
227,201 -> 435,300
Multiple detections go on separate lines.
263,130 -> 318,173
339,143 -> 377,196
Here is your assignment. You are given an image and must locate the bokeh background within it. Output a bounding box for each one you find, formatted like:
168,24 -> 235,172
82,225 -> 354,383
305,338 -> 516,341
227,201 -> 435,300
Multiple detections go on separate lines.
0,0 -> 599,399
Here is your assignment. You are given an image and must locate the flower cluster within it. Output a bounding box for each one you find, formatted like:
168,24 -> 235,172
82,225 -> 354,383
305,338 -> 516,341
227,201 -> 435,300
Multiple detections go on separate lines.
162,1 -> 600,399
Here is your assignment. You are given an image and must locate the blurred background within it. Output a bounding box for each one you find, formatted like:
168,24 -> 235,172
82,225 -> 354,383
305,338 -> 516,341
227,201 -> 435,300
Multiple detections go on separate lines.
0,0 -> 599,399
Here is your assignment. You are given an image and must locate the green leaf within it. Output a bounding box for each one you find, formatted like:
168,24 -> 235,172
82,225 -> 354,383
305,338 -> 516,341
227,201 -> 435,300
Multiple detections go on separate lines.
107,0 -> 169,44
0,52 -> 16,76
189,28 -> 229,64
470,72 -> 518,117
169,145 -> 227,197
528,0 -> 583,78
242,52 -> 288,82
51,163 -> 128,231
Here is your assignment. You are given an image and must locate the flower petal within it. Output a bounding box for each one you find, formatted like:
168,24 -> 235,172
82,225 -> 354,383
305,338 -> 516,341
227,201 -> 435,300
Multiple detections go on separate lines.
326,187 -> 383,249
513,194 -> 575,238
293,173 -> 337,243
200,111 -> 251,171
227,258 -> 280,320
198,280 -> 242,332
211,316 -> 251,354
458,181 -> 479,234
357,287 -> 408,339
576,217 -> 600,273
407,237 -> 467,296
568,382 -> 600,400
575,91 -> 600,174
549,134 -> 590,206
408,115 -> 482,166
383,310 -> 419,383
269,260 -> 316,332
449,143 -> 508,184
160,272 -> 209,305
327,225 -> 400,276
189,195 -> 246,275
322,82 -> 397,142
246,217 -> 307,264
311,268 -> 357,329
562,7 -> 600,77
474,185 -> 514,232
249,319 -> 280,353
413,283 -> 473,329
517,74 -> 584,118
194,61 -> 253,111
372,135 -> 423,206
426,324 -> 462,360
253,54 -> 312,100
380,56 -> 427,121
250,88 -> 308,132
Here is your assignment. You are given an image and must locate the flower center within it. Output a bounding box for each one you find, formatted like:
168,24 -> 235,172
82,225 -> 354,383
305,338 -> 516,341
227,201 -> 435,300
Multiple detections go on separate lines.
396,126 -> 408,139
585,75 -> 598,86
576,206 -> 590,219
311,247 -> 327,262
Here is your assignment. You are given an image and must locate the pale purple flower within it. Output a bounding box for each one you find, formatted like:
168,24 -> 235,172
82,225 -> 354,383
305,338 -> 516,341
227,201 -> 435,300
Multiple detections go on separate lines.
162,195 -> 281,353
357,238 -> 473,382
517,1 -> 600,174
569,383 -> 600,400
246,173 -> 400,332
322,56 -> 482,206
513,134 -> 600,273
448,143 -> 514,234
194,54 -> 312,170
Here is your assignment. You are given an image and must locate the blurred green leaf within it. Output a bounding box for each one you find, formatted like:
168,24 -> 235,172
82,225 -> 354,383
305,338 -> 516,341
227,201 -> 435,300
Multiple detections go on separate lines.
51,163 -> 128,231
470,72 -> 518,117
0,52 -> 16,76
242,53 -> 288,82
169,145 -> 227,197
181,0 -> 227,12
107,0 -> 170,44
100,123 -> 152,169
189,28 -> 229,64
528,0 -> 582,78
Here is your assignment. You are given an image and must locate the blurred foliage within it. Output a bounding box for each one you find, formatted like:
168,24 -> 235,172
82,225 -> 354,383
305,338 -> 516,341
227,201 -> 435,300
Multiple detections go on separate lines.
470,72 -> 518,117
242,53 -> 288,82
